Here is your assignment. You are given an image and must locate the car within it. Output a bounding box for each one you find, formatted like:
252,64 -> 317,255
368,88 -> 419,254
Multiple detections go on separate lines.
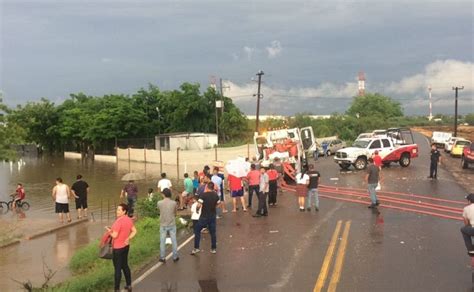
444,137 -> 464,153
462,142 -> 474,169
451,139 -> 471,157
319,139 -> 346,156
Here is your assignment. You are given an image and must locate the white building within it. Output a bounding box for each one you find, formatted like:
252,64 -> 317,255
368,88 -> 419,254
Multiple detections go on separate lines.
156,133 -> 218,151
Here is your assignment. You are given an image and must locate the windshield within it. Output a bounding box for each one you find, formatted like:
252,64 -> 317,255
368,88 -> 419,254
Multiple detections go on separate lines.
456,141 -> 470,146
352,140 -> 370,148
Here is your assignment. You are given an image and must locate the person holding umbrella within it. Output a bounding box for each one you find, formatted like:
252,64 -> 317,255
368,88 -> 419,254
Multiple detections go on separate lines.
120,173 -> 145,218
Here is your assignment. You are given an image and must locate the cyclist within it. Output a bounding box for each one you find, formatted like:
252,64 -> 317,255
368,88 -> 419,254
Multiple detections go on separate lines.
12,183 -> 26,209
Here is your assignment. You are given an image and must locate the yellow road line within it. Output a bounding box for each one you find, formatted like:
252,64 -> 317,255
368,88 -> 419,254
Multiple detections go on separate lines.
327,221 -> 352,292
314,220 -> 343,292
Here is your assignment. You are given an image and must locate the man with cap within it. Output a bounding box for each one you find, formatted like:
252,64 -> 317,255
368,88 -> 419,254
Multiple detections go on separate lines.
461,193 -> 474,256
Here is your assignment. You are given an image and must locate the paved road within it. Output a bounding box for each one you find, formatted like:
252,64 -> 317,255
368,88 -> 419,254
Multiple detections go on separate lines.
134,133 -> 471,291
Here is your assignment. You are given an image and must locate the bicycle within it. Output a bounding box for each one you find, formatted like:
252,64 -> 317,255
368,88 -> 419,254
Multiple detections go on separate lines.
0,200 -> 8,214
7,194 -> 30,211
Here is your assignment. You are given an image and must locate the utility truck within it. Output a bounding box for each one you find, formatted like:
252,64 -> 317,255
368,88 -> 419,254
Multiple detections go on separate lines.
334,128 -> 419,170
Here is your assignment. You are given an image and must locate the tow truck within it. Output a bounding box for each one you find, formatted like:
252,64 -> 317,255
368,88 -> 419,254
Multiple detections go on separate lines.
334,128 -> 419,170
254,127 -> 316,184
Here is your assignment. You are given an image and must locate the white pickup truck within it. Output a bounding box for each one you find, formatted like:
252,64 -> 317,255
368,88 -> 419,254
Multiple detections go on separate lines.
334,128 -> 419,170
431,131 -> 452,148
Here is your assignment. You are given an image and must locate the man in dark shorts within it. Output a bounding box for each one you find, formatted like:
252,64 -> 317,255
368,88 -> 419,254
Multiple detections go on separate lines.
120,180 -> 138,218
71,174 -> 90,219
428,144 -> 441,179
191,182 -> 220,255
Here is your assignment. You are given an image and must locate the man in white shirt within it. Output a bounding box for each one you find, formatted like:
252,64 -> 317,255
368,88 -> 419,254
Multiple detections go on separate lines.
157,173 -> 172,192
461,193 -> 474,256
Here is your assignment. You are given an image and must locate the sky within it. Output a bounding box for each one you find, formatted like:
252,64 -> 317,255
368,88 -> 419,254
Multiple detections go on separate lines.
0,0 -> 473,116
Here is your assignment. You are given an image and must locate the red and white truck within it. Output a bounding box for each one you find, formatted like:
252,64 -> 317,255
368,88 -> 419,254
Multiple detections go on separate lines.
334,128 -> 419,170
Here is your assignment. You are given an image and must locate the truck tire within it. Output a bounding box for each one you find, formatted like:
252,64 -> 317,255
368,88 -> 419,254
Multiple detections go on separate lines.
462,156 -> 468,169
354,157 -> 367,170
399,153 -> 411,167
339,163 -> 351,170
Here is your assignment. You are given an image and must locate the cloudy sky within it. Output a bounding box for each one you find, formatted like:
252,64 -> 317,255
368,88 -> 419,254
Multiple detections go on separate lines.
1,0 -> 473,115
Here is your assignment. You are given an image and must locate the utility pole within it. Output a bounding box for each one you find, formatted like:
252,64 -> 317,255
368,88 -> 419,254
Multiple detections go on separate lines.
219,78 -> 229,142
452,86 -> 464,137
255,70 -> 264,134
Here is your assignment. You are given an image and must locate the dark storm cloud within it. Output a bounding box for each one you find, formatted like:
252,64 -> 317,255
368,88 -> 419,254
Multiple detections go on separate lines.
1,0 -> 472,114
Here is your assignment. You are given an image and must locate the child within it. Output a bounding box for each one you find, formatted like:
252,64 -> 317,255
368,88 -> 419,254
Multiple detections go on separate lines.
147,188 -> 154,201
190,195 -> 201,235
192,171 -> 200,194
12,183 -> 26,209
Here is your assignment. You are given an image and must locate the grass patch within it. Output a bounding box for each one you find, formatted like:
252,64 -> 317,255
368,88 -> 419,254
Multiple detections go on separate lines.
51,216 -> 185,291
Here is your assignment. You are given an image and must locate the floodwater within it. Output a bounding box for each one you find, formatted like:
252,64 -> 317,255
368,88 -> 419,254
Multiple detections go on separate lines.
0,156 -> 186,291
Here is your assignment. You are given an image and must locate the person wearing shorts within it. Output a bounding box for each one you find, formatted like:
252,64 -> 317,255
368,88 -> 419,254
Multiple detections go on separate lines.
71,174 -> 90,219
180,173 -> 194,210
228,174 -> 247,212
52,177 -> 72,223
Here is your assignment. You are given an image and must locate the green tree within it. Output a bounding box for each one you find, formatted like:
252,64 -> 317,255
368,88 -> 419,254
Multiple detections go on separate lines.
8,98 -> 61,153
0,98 -> 27,160
464,113 -> 474,125
346,93 -> 403,119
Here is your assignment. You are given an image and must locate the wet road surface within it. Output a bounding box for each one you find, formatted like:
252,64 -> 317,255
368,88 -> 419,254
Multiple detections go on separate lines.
134,133 -> 472,291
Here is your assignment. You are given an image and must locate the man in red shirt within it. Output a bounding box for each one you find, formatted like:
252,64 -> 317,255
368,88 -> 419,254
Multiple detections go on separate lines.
246,164 -> 261,209
267,164 -> 279,206
373,150 -> 382,169
228,175 -> 247,212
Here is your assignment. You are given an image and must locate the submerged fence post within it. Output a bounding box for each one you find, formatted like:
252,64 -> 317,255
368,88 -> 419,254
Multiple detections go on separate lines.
214,145 -> 218,161
247,143 -> 250,159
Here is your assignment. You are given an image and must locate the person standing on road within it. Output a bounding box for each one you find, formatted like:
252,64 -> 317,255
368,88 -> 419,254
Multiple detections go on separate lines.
52,177 -> 72,223
71,174 -> 89,219
191,182 -> 220,255
254,167 -> 269,217
106,203 -> 137,292
120,180 -> 138,218
246,164 -> 261,209
211,167 -> 226,216
428,144 -> 442,179
322,142 -> 329,158
296,169 -> 310,211
228,174 -> 247,212
306,164 -> 321,212
372,150 -> 383,169
157,188 -> 179,263
267,164 -> 279,207
365,158 -> 382,208
460,193 -> 474,256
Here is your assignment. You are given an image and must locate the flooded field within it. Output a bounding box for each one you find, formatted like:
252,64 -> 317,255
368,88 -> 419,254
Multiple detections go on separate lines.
0,156 -> 187,290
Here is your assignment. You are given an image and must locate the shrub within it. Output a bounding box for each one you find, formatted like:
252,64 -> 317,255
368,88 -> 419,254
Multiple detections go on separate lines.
136,194 -> 163,218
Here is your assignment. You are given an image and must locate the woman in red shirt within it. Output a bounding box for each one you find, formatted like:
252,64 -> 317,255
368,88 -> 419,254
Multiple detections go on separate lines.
106,204 -> 137,291
228,175 -> 247,212
267,165 -> 279,206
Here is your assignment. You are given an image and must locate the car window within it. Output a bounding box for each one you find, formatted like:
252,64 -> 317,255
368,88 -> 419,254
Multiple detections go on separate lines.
369,140 -> 381,149
382,139 -> 391,148
456,141 -> 470,146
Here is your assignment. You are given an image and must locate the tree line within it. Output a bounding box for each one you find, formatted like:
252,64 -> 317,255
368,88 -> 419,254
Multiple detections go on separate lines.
0,83 -> 248,159
1,87 -> 470,161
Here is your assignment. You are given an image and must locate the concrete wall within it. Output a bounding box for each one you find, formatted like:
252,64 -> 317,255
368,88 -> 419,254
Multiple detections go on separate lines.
64,152 -> 117,163
116,144 -> 256,178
